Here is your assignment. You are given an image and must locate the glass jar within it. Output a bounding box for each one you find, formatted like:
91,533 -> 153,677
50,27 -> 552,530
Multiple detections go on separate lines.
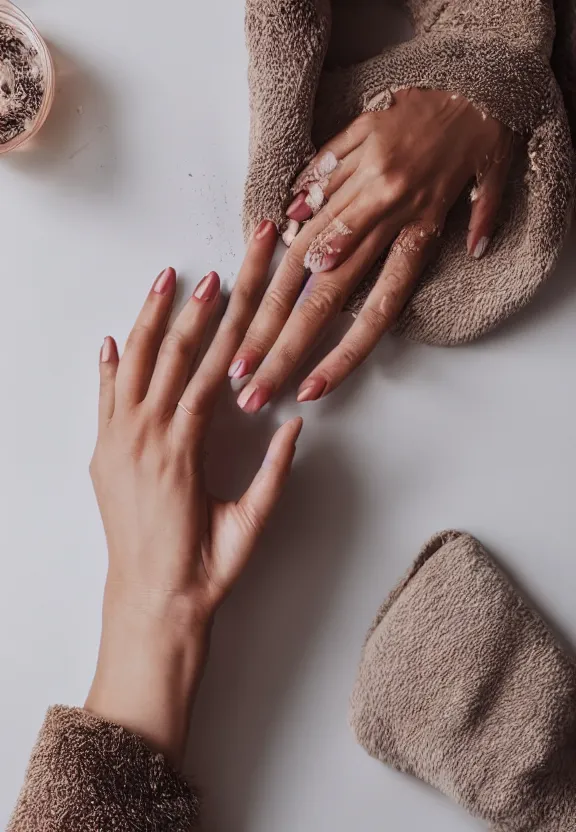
0,1 -> 54,153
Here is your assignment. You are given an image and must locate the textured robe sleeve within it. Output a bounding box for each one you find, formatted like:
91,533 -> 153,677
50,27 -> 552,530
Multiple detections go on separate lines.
7,706 -> 200,831
243,0 -> 575,345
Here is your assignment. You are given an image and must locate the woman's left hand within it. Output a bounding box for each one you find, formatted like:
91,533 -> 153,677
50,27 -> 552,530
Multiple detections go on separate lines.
229,88 -> 513,412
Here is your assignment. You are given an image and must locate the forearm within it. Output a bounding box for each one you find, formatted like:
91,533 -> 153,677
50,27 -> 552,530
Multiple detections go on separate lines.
85,581 -> 211,768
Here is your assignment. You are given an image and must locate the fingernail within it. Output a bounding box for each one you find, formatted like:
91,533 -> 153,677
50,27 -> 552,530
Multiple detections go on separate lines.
303,250 -> 338,274
237,384 -> 268,414
255,219 -> 276,240
100,336 -> 112,363
306,182 -> 325,213
228,358 -> 248,379
262,417 -> 303,468
286,193 -> 313,222
297,378 -> 327,402
317,151 -> 338,177
287,192 -> 306,217
472,236 -> 489,259
194,271 -> 220,301
153,267 -> 175,295
282,219 -> 300,247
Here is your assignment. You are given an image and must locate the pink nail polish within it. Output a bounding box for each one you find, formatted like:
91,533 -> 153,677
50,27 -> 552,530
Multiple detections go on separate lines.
194,271 -> 220,301
286,192 -> 313,222
282,219 -> 300,248
228,358 -> 248,379
238,385 -> 268,414
153,267 -> 175,295
255,219 -> 275,239
297,378 -> 327,402
100,336 -> 112,363
472,236 -> 490,260
303,251 -> 338,274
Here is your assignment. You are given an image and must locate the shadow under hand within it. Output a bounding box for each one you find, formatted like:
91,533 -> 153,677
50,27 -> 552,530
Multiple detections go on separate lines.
185,425 -> 360,832
7,41 -> 118,193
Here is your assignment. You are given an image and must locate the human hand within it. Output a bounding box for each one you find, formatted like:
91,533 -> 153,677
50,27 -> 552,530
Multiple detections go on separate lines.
230,88 -> 513,411
86,221 -> 303,763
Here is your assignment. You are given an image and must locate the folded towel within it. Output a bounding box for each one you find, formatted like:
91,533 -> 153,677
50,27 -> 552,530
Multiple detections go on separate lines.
244,0 -> 575,345
350,531 -> 576,830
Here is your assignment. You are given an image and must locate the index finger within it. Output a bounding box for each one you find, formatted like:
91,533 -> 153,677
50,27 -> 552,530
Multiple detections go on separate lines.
175,220 -> 278,424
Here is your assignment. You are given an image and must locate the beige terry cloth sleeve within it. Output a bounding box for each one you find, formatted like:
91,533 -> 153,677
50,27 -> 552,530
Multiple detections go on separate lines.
243,0 -> 575,346
7,706 -> 200,831
350,531 -> 576,831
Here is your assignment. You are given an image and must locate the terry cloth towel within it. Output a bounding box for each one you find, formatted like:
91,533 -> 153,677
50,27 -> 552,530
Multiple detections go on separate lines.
7,706 -> 199,831
243,0 -> 575,345
350,530 -> 576,830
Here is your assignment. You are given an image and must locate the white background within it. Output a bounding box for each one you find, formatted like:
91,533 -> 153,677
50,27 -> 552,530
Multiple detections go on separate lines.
1,1 -> 576,829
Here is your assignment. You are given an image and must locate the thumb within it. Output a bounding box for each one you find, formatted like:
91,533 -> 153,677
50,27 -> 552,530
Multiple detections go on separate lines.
236,417 -> 303,548
467,150 -> 511,260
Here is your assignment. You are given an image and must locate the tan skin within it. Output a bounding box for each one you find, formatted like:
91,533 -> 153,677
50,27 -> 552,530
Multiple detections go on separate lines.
229,88 -> 513,411
85,221 -> 303,767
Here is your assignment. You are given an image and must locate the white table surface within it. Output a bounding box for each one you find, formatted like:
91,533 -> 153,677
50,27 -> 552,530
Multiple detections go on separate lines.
2,1 -> 576,829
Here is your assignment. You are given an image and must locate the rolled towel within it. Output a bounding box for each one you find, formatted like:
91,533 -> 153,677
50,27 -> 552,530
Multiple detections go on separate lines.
350,530 -> 576,830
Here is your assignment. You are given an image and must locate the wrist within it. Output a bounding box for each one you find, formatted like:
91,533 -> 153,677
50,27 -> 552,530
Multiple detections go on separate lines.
85,580 -> 212,767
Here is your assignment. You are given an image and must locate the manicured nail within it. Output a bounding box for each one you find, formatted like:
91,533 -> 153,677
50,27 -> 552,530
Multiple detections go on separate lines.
255,219 -> 275,239
237,384 -> 268,414
286,192 -> 313,222
263,417 -> 303,468
472,236 -> 489,259
297,378 -> 327,402
306,182 -> 325,214
303,250 -> 338,273
153,267 -> 175,295
282,219 -> 300,247
317,151 -> 338,177
194,271 -> 220,301
228,358 -> 248,379
100,336 -> 113,363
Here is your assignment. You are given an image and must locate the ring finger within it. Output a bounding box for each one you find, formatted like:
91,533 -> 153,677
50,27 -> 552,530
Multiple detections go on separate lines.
297,219 -> 442,400
145,270 -> 221,416
236,218 -> 399,412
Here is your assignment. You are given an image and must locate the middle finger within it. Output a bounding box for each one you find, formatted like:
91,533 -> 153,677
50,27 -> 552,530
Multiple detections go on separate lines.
236,218 -> 399,412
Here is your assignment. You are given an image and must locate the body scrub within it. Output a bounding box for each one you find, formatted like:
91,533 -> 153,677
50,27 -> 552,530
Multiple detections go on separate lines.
0,3 -> 53,152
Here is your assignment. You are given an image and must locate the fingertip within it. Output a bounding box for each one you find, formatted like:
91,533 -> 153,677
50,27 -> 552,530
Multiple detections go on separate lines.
283,415 -> 304,439
253,219 -> 277,242
100,336 -> 118,364
296,377 -> 327,402
287,193 -> 313,222
263,417 -> 302,470
153,267 -> 176,295
193,270 -> 220,301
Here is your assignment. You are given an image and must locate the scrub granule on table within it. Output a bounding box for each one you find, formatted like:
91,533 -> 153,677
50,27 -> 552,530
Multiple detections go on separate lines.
0,22 -> 44,145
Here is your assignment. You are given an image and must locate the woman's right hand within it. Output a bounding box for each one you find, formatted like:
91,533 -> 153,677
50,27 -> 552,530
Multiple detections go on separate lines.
86,220 -> 302,765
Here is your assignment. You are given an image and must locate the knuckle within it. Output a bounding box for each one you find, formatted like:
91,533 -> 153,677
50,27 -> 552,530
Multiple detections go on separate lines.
232,280 -> 257,310
362,304 -> 390,333
298,281 -> 343,324
125,321 -> 154,352
263,285 -> 291,318
161,329 -> 188,359
277,341 -> 299,369
238,501 -> 264,535
338,340 -> 363,369
355,111 -> 378,133
241,331 -> 270,358
382,172 -> 410,205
